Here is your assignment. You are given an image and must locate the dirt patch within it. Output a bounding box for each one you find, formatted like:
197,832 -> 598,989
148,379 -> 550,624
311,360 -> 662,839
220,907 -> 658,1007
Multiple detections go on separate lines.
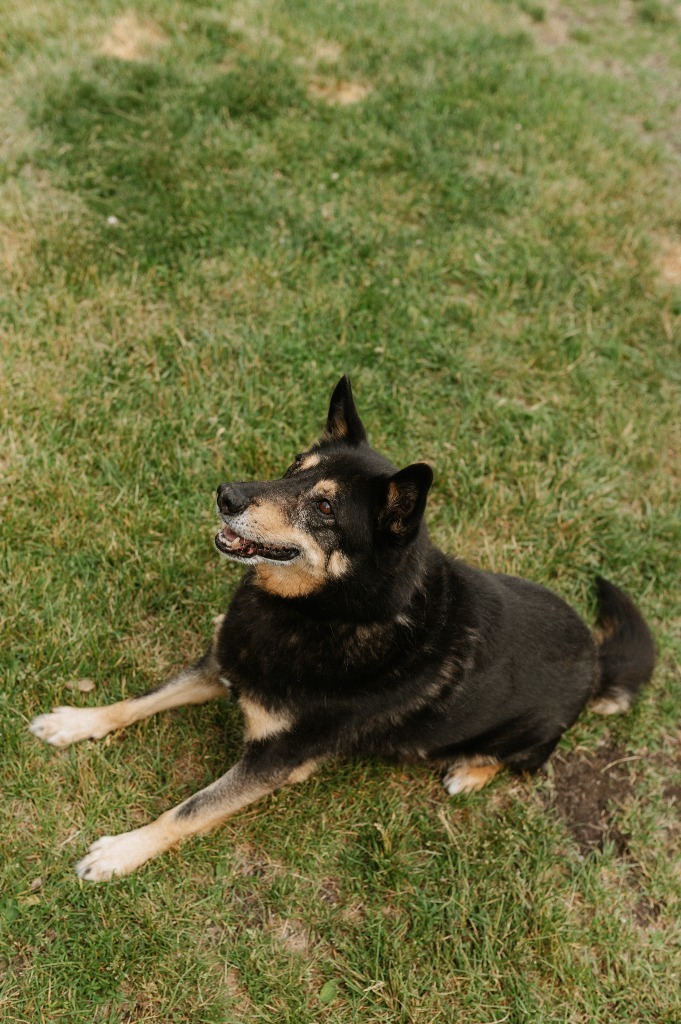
99,12 -> 169,62
546,744 -> 637,855
308,78 -> 372,106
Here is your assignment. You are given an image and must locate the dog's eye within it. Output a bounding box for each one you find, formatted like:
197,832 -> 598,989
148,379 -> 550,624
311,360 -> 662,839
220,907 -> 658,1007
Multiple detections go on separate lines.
317,499 -> 333,517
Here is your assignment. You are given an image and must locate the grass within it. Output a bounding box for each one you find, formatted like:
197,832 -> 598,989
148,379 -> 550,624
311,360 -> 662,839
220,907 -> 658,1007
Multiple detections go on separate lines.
1,0 -> 680,1021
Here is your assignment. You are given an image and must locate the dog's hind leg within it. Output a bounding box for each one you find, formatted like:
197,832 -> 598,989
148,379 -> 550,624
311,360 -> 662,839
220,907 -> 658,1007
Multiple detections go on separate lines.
29,649 -> 228,749
443,739 -> 562,797
503,737 -> 561,775
75,747 -> 319,881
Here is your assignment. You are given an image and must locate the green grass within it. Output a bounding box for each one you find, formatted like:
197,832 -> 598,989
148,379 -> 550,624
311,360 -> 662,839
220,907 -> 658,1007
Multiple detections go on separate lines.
1,0 -> 680,1021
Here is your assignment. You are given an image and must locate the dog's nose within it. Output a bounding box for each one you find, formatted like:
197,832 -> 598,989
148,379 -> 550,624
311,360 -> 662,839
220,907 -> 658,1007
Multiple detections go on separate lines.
217,484 -> 250,516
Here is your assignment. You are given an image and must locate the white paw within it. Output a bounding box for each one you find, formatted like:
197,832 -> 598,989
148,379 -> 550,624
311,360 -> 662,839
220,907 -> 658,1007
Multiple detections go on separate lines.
75,829 -> 158,882
443,768 -> 477,796
442,762 -> 500,796
591,692 -> 631,716
29,706 -> 110,748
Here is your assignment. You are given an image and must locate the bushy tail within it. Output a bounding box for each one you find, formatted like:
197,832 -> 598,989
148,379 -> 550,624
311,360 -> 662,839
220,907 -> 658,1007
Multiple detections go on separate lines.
592,576 -> 656,715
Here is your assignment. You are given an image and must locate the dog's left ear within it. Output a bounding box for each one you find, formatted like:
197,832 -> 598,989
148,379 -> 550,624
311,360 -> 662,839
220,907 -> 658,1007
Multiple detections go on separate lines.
324,376 -> 367,445
379,463 -> 433,542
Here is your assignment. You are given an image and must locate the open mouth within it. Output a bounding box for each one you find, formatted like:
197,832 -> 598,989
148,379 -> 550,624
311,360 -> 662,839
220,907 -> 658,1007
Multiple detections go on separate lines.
215,525 -> 299,562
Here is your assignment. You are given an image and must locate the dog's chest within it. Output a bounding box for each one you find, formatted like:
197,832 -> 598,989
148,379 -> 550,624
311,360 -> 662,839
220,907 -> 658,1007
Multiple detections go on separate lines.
218,591 -> 400,703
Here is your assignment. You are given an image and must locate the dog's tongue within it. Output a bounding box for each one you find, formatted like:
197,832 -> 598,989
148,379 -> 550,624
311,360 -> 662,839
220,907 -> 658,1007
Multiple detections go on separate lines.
221,526 -> 239,543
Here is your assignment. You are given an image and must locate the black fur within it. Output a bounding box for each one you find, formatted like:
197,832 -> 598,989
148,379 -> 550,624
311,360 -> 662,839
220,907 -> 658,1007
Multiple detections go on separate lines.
214,377 -> 656,785
31,376 -> 657,879
594,574 -> 656,705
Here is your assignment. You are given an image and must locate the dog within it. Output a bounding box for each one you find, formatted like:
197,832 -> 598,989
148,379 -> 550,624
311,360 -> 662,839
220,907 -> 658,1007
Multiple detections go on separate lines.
30,376 -> 656,881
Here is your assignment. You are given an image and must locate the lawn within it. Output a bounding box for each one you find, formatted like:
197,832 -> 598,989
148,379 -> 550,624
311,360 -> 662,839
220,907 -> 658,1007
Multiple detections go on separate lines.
1,0 -> 680,1021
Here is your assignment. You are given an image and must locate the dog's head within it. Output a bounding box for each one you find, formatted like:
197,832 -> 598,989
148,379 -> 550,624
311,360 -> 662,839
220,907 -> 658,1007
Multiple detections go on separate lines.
215,377 -> 433,601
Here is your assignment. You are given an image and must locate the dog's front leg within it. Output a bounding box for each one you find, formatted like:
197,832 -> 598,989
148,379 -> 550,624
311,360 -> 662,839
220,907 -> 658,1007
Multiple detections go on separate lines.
30,617 -> 229,748
75,748 -> 318,882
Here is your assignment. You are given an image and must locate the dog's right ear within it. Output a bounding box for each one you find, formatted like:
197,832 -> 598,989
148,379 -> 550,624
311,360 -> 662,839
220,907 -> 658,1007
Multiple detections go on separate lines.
323,376 -> 367,445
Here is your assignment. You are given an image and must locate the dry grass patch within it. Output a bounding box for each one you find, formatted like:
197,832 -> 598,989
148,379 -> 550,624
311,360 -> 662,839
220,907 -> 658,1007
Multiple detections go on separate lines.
99,11 -> 169,62
308,77 -> 372,106
310,40 -> 343,65
222,966 -> 255,1016
0,222 -> 26,279
269,915 -> 312,955
655,233 -> 681,286
0,170 -> 84,290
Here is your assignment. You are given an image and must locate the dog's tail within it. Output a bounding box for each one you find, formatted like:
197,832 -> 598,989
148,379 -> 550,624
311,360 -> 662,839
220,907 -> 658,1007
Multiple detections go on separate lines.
592,575 -> 655,715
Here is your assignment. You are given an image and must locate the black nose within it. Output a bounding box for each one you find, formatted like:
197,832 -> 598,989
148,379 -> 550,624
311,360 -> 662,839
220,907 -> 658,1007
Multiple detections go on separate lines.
217,483 -> 250,516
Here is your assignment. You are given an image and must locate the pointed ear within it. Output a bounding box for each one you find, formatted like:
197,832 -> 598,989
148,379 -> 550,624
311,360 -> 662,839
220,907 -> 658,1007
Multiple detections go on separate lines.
323,376 -> 367,445
378,463 -> 433,542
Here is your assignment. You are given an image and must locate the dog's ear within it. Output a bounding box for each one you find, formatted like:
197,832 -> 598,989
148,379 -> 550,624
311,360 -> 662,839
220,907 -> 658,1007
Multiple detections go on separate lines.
378,463 -> 433,542
323,376 -> 367,445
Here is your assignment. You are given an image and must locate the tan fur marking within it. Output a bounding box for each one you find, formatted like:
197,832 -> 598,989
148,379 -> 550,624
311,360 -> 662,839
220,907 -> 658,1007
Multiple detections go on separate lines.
245,506 -> 325,559
240,696 -> 292,741
313,479 -> 339,498
328,550 -> 350,578
298,453 -> 321,471
256,562 -> 323,598
443,757 -> 501,796
258,544 -> 349,596
254,521 -> 330,598
238,498 -> 345,597
287,761 -> 319,784
211,614 -> 225,653
248,500 -> 291,536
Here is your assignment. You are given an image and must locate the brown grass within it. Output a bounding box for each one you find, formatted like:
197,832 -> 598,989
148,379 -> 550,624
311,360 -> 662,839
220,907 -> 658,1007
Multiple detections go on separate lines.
308,78 -> 372,106
99,12 -> 169,62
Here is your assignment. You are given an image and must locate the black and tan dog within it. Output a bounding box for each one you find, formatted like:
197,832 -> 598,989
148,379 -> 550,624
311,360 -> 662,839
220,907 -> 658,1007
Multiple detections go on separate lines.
30,377 -> 655,881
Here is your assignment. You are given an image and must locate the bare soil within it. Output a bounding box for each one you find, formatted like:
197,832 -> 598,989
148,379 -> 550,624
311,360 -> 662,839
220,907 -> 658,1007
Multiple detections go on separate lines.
546,743 -> 637,855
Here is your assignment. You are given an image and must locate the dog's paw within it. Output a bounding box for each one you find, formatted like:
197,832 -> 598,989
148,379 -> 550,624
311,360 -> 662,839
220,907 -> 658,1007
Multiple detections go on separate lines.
591,690 -> 632,716
29,706 -> 109,748
442,761 -> 500,796
75,829 -> 158,882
